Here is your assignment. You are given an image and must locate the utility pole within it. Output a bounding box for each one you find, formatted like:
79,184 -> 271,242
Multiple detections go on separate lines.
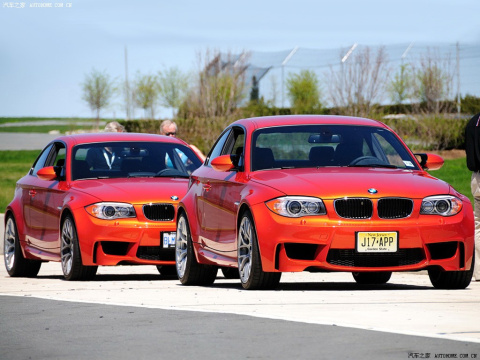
456,42 -> 461,115
281,46 -> 299,108
234,51 -> 247,68
124,46 -> 131,120
401,42 -> 414,65
399,42 -> 414,104
341,43 -> 357,107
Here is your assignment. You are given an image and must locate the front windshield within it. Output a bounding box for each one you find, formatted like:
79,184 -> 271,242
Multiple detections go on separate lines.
251,125 -> 419,171
71,141 -> 202,180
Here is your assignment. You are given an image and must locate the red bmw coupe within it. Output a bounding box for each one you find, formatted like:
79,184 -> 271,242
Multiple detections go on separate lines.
4,133 -> 202,280
176,115 -> 474,290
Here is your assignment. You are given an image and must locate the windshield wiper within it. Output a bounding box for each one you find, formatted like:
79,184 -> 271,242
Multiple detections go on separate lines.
80,176 -> 111,180
154,174 -> 190,178
348,163 -> 398,169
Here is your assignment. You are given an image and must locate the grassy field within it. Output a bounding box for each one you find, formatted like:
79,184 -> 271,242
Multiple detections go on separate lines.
0,150 -> 474,213
1,150 -> 39,211
432,157 -> 473,203
0,117 -> 75,124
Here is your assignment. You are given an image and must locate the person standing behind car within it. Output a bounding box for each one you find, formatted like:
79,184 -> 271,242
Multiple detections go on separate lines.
159,119 -> 177,137
104,121 -> 126,133
160,120 -> 206,161
465,112 -> 480,281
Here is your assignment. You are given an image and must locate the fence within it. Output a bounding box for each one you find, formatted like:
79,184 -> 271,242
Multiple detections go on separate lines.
238,42 -> 480,108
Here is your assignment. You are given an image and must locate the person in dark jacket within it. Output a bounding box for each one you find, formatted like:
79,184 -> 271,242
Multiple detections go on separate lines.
86,121 -> 126,170
465,112 -> 480,281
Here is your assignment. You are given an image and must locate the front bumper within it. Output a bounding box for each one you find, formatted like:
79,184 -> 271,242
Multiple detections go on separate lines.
250,201 -> 474,273
74,206 -> 176,266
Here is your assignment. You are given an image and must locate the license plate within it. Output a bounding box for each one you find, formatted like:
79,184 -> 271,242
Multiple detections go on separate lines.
162,232 -> 176,248
356,232 -> 398,253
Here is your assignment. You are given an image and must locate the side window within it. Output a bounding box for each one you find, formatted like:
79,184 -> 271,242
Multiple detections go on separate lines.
229,128 -> 244,155
51,144 -> 66,178
31,144 -> 54,176
206,129 -> 232,167
52,145 -> 66,167
372,132 -> 412,168
31,142 -> 66,178
165,147 -> 202,175
165,152 -> 174,169
361,138 -> 373,157
227,127 -> 245,168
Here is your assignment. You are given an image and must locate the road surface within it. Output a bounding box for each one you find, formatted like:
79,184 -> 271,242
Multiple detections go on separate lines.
0,262 -> 479,359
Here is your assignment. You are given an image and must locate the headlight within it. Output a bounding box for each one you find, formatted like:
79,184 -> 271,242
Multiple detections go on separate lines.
420,196 -> 462,216
266,196 -> 326,217
85,202 -> 136,220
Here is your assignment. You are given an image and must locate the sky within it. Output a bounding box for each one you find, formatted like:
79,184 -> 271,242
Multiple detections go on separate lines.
1,0 -> 479,119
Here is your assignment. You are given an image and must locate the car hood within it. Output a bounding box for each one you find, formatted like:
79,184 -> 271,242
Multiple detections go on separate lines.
71,178 -> 189,203
249,168 -> 451,199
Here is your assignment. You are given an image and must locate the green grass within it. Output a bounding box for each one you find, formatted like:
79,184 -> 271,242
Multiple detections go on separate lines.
1,150 -> 39,212
0,117 -> 70,124
0,150 -> 474,213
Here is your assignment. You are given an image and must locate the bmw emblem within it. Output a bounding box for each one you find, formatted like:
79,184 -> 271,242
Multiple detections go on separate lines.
368,188 -> 378,194
171,196 -> 179,200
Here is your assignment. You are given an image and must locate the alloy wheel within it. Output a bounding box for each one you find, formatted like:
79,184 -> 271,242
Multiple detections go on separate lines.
4,217 -> 16,271
175,215 -> 188,278
238,216 -> 253,284
61,217 -> 74,276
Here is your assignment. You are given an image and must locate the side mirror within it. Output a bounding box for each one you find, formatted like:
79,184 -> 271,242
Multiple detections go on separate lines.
37,166 -> 59,181
414,153 -> 444,171
211,155 -> 236,172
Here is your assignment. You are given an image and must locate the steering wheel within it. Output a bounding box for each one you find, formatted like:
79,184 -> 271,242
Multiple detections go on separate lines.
156,168 -> 185,177
349,156 -> 386,166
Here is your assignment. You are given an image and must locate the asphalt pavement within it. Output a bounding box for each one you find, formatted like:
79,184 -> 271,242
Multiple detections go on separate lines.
0,132 -> 59,151
1,294 -> 477,360
1,263 -> 479,359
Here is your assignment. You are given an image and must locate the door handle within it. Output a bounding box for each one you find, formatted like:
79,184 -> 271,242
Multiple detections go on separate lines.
29,190 -> 37,197
203,183 -> 211,192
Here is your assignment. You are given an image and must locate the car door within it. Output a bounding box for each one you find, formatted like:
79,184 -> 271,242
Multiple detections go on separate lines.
23,142 -> 67,252
195,129 -> 231,244
200,127 -> 247,256
21,144 -> 54,245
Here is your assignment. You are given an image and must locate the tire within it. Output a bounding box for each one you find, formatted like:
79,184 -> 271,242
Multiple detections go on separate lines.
3,215 -> 41,277
237,211 -> 281,290
175,212 -> 217,286
61,215 -> 97,281
428,253 -> 474,289
156,265 -> 177,277
221,267 -> 239,279
352,271 -> 392,284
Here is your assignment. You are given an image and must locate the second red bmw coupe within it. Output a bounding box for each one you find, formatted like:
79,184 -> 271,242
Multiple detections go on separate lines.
176,115 -> 474,290
4,133 -> 202,280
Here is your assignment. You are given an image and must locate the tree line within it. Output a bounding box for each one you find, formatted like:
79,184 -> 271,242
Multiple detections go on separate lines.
81,47 -> 480,150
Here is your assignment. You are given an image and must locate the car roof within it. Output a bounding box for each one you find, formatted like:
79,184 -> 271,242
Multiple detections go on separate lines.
230,115 -> 387,131
50,132 -> 189,147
